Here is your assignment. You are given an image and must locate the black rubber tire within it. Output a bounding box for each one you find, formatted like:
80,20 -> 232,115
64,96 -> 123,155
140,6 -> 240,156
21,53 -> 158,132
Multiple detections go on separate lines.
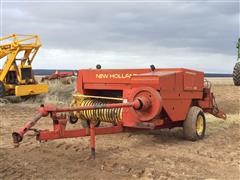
69,115 -> 78,124
233,62 -> 240,86
183,106 -> 206,141
0,81 -> 6,98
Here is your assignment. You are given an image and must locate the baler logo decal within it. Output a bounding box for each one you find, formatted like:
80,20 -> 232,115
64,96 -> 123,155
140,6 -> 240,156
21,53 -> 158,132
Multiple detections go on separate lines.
96,73 -> 136,79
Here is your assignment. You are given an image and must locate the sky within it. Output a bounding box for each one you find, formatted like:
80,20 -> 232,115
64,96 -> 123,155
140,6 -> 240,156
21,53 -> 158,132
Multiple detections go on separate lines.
0,0 -> 239,73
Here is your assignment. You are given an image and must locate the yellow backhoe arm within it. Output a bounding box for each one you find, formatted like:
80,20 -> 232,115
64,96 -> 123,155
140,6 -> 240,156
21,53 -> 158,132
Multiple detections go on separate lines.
0,34 -> 41,82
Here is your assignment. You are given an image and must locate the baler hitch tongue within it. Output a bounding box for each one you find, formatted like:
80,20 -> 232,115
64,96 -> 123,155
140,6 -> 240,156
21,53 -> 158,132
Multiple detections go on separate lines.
11,99 -> 142,147
12,113 -> 43,147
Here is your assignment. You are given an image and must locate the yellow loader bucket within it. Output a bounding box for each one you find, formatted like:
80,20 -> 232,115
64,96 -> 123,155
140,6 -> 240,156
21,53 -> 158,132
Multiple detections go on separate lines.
15,84 -> 48,96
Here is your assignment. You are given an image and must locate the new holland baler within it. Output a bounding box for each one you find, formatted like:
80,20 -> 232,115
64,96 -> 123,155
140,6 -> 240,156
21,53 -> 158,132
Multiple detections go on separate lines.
12,67 -> 226,158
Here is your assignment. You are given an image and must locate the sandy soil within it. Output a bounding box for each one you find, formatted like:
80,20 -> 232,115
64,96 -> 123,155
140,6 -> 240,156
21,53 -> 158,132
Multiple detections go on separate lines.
0,78 -> 239,180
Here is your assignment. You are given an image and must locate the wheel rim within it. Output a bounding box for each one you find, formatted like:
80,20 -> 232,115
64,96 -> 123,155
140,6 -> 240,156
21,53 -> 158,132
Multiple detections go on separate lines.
196,115 -> 204,136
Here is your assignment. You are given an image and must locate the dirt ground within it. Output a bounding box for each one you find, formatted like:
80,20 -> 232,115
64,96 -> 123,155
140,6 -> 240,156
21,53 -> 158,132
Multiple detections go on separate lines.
0,78 -> 239,180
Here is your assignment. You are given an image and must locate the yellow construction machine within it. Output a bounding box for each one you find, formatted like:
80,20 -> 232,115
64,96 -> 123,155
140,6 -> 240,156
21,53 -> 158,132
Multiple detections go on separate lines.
0,34 -> 48,97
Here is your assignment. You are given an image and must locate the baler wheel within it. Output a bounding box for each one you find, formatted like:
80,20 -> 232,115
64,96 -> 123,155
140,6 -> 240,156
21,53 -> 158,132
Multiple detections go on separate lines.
0,81 -> 6,98
69,115 -> 79,124
183,106 -> 206,141
233,62 -> 240,86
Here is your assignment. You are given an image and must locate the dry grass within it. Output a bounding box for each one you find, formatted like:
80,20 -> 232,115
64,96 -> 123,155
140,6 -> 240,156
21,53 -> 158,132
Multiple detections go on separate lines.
205,77 -> 234,86
207,113 -> 240,133
0,78 -> 75,105
31,79 -> 75,105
